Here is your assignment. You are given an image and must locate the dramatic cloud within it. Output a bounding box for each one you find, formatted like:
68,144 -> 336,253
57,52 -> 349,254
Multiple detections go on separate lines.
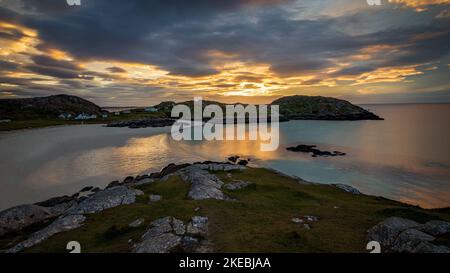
0,0 -> 449,105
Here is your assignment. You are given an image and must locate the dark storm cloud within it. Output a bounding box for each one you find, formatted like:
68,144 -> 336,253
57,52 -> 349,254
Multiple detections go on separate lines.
1,0 -> 449,82
31,55 -> 81,71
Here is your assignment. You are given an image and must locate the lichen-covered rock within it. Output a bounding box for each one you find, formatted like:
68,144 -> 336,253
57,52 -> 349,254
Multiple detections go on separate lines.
333,184 -> 361,195
172,218 -> 186,235
187,216 -> 208,236
133,216 -> 184,253
418,220 -> 450,237
0,204 -> 54,236
391,229 -> 435,253
133,233 -> 181,253
367,217 -> 420,247
7,215 -> 86,253
67,186 -> 142,215
132,216 -> 211,253
181,166 -> 226,200
367,217 -> 450,253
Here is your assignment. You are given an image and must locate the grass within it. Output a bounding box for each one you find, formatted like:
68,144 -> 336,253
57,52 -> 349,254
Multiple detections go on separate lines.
2,168 -> 449,253
0,111 -> 167,131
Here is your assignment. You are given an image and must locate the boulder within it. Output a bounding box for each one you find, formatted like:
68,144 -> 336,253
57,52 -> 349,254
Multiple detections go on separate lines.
412,241 -> 450,253
7,215 -> 86,253
106,180 -> 121,189
391,229 -> 435,253
67,186 -> 142,215
0,205 -> 54,236
367,217 -> 450,253
418,220 -> 450,237
367,217 -> 420,247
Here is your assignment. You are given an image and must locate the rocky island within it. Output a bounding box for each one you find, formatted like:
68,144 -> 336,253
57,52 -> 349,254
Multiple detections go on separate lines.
1,160 -> 449,253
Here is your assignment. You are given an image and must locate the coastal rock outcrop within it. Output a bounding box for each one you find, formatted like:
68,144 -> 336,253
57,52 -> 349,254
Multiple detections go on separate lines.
367,217 -> 450,253
0,205 -> 54,236
7,215 -> 86,253
132,216 -> 211,253
181,166 -> 226,200
67,186 -> 143,215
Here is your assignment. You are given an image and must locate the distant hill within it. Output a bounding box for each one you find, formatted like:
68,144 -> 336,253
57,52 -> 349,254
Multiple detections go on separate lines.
271,95 -> 382,120
0,95 -> 102,120
153,95 -> 382,121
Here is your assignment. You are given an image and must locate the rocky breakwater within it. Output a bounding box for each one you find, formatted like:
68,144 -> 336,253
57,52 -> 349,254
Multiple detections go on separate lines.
107,118 -> 175,129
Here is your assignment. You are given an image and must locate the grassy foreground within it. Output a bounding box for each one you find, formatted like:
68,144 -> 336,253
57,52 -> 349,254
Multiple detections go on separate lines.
1,167 -> 449,253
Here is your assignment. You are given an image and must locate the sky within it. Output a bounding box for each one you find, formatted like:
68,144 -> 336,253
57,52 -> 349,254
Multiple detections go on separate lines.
0,0 -> 449,106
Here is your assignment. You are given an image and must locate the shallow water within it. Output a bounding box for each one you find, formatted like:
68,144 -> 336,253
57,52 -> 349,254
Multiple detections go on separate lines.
0,104 -> 449,209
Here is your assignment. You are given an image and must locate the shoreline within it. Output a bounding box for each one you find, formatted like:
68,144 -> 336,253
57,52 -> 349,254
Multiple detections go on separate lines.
1,161 -> 450,253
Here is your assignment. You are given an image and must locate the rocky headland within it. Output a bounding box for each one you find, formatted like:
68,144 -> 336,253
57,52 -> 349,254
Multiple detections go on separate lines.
1,160 -> 448,253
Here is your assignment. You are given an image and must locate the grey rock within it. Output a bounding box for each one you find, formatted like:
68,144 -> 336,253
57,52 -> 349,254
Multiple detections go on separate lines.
291,218 -> 303,224
172,218 -> 186,235
181,236 -> 200,252
129,218 -> 145,228
224,181 -> 252,191
367,217 -> 420,247
412,241 -> 450,253
133,232 -> 181,253
391,229 -> 435,253
303,224 -> 311,230
67,186 -> 141,215
7,215 -> 86,253
142,217 -> 173,239
181,166 -> 226,200
333,184 -> 361,195
187,216 -> 208,236
132,216 -> 187,253
418,220 -> 450,237
0,205 -> 54,236
149,194 -> 162,203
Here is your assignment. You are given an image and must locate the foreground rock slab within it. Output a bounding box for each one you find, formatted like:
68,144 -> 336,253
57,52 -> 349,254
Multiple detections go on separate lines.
0,205 -> 54,237
67,186 -> 143,215
367,217 -> 450,253
132,216 -> 211,253
7,215 -> 86,253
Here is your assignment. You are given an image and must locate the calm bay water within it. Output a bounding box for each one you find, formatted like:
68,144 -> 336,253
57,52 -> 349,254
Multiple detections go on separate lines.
0,103 -> 449,210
